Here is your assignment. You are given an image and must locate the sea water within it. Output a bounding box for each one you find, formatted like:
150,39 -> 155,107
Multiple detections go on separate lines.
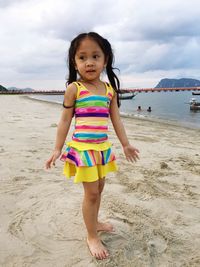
30,91 -> 200,129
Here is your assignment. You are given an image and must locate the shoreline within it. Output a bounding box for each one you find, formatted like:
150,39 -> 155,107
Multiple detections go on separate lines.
0,95 -> 200,266
27,94 -> 200,131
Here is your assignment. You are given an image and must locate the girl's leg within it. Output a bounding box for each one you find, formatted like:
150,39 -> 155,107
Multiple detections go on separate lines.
82,180 -> 109,260
96,177 -> 105,220
96,178 -> 114,232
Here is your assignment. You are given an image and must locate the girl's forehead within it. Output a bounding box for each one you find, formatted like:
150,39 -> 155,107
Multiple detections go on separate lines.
76,37 -> 103,53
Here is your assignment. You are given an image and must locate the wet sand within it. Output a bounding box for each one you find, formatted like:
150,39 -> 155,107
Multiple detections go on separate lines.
0,95 -> 200,267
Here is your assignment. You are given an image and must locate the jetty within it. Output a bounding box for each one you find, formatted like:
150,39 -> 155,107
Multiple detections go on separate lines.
1,87 -> 200,95
0,90 -> 65,95
120,87 -> 200,93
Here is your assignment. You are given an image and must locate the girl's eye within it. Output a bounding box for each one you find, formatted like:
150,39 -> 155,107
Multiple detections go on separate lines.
93,55 -> 99,59
79,56 -> 85,60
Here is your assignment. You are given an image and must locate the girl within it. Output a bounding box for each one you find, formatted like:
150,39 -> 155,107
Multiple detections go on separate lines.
46,32 -> 139,260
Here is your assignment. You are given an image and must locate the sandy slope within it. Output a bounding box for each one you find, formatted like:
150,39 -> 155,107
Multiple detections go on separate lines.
0,95 -> 200,267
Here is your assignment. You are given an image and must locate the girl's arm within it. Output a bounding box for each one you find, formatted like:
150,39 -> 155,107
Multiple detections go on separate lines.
45,83 -> 77,169
110,93 -> 140,162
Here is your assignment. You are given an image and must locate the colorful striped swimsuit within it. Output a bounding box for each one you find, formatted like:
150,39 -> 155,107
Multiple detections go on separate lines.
61,81 -> 118,183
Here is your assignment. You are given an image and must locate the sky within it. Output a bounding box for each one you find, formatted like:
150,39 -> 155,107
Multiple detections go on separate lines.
0,0 -> 200,90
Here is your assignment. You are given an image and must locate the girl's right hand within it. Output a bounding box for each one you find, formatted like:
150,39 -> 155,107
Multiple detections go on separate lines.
123,144 -> 140,163
45,149 -> 61,169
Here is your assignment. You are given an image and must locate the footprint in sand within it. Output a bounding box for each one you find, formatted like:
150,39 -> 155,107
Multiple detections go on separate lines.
147,235 -> 167,255
12,176 -> 27,182
160,161 -> 169,169
8,210 -> 29,239
0,147 -> 5,153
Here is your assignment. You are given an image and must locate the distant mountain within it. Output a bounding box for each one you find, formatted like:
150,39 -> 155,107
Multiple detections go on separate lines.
0,85 -> 8,91
8,87 -> 35,92
155,78 -> 200,88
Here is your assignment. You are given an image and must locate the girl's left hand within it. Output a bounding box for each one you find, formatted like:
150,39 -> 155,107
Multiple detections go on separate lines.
45,149 -> 62,169
123,144 -> 140,163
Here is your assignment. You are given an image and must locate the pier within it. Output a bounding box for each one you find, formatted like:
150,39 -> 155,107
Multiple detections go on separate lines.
0,90 -> 65,95
120,87 -> 200,93
0,87 -> 200,95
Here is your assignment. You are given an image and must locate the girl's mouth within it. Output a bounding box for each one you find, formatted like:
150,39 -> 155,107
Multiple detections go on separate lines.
86,70 -> 95,73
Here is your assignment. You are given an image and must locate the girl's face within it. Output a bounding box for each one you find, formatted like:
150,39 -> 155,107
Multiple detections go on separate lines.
74,37 -> 107,82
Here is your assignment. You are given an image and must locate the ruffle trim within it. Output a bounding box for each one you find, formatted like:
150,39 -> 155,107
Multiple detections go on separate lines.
60,145 -> 116,167
63,161 -> 118,183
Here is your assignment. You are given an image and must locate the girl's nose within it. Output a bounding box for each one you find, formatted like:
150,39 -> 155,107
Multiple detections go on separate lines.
86,60 -> 94,67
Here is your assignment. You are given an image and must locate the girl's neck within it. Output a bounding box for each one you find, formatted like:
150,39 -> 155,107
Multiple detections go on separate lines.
79,79 -> 104,88
79,79 -> 106,95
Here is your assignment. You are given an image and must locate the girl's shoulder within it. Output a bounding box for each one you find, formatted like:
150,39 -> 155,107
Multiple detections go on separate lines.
66,82 -> 79,94
66,82 -> 77,91
64,82 -> 78,101
70,81 -> 85,99
104,82 -> 115,99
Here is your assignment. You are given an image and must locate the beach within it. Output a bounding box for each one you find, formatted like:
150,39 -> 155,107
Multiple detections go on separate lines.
0,95 -> 200,267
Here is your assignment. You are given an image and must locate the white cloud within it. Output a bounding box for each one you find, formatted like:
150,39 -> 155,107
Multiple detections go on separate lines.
0,0 -> 200,89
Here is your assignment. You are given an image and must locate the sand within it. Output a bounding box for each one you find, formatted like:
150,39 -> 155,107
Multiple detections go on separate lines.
0,95 -> 200,267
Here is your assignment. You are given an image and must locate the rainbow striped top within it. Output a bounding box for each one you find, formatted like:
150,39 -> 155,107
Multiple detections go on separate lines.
72,82 -> 114,144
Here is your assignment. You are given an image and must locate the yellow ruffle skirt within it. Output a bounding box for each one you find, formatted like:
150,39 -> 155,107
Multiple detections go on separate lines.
61,141 -> 118,183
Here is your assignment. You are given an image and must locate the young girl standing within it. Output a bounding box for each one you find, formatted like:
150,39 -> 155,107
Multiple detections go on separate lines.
46,32 -> 139,260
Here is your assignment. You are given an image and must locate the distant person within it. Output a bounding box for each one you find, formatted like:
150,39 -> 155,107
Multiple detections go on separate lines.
137,106 -> 142,111
45,32 -> 140,260
147,106 -> 152,112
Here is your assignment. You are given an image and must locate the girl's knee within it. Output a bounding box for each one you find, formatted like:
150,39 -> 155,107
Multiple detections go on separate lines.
85,190 -> 100,203
83,179 -> 104,202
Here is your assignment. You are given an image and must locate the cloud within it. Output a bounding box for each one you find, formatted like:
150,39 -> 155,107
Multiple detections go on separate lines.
0,0 -> 23,8
0,0 -> 200,89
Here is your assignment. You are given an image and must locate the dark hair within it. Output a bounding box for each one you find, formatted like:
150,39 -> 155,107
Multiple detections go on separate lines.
66,32 -> 121,106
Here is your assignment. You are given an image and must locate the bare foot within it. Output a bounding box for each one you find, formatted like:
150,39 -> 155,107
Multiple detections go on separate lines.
87,237 -> 109,260
97,222 -> 115,232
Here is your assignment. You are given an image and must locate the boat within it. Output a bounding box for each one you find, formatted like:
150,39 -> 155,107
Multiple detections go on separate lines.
119,92 -> 136,100
192,92 -> 200,95
189,98 -> 200,111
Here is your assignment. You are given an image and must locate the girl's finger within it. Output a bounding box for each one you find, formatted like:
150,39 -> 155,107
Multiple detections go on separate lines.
45,161 -> 50,169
